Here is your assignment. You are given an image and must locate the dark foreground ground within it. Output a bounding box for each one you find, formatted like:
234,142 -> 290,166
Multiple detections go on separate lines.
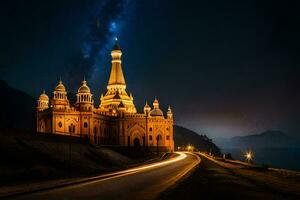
3,153 -> 199,200
0,132 -> 161,187
159,154 -> 300,200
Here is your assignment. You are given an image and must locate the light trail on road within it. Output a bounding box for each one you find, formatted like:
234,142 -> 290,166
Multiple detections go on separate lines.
10,152 -> 199,200
66,152 -> 188,188
110,152 -> 187,175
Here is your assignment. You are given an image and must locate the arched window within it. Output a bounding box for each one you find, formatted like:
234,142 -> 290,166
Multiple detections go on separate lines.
84,122 -> 88,128
69,124 -> 75,134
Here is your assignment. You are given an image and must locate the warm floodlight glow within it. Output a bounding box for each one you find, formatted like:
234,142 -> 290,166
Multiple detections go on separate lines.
245,151 -> 253,163
187,145 -> 193,151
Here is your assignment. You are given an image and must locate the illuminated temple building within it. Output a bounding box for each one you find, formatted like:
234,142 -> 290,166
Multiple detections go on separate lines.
36,44 -> 174,151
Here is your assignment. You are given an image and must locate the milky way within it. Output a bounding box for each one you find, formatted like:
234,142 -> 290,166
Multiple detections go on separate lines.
67,0 -> 133,88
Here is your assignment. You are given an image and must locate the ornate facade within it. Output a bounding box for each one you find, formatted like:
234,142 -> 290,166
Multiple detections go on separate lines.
36,44 -> 174,151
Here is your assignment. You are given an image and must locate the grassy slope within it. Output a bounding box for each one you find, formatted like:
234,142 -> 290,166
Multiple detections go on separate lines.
0,132 -> 159,186
159,155 -> 300,200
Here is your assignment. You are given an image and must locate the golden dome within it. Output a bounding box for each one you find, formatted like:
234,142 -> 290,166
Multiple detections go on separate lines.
55,80 -> 66,92
39,90 -> 49,101
150,98 -> 163,116
78,80 -> 90,93
150,108 -> 164,116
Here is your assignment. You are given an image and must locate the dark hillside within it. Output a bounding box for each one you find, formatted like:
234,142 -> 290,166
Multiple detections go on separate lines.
0,80 -> 35,131
174,125 -> 220,155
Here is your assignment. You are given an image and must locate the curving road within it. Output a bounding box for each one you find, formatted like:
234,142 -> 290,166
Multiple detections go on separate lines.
11,152 -> 200,200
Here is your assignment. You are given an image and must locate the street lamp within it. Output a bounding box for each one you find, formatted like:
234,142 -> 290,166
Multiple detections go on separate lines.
187,145 -> 193,151
245,151 -> 253,163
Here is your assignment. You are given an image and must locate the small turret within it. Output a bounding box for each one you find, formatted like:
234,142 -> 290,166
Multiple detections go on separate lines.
37,90 -> 49,111
53,79 -> 67,98
51,79 -> 69,109
153,97 -> 159,109
76,78 -> 93,111
167,106 -> 173,119
143,101 -> 151,115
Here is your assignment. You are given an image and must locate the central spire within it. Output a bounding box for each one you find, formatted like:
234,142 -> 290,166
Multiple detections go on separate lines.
99,43 -> 137,114
107,43 -> 126,87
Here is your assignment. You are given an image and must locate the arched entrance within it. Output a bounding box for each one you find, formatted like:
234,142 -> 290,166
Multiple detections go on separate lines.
133,138 -> 140,147
156,134 -> 162,146
128,124 -> 146,147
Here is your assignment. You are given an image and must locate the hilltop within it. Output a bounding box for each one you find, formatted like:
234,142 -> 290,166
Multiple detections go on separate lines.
173,125 -> 220,155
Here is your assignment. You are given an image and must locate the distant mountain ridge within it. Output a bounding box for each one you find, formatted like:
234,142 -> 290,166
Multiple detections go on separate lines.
173,125 -> 220,155
216,130 -> 297,149
231,130 -> 294,148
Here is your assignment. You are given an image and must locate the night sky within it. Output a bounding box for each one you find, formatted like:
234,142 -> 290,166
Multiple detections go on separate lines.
0,0 -> 299,139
